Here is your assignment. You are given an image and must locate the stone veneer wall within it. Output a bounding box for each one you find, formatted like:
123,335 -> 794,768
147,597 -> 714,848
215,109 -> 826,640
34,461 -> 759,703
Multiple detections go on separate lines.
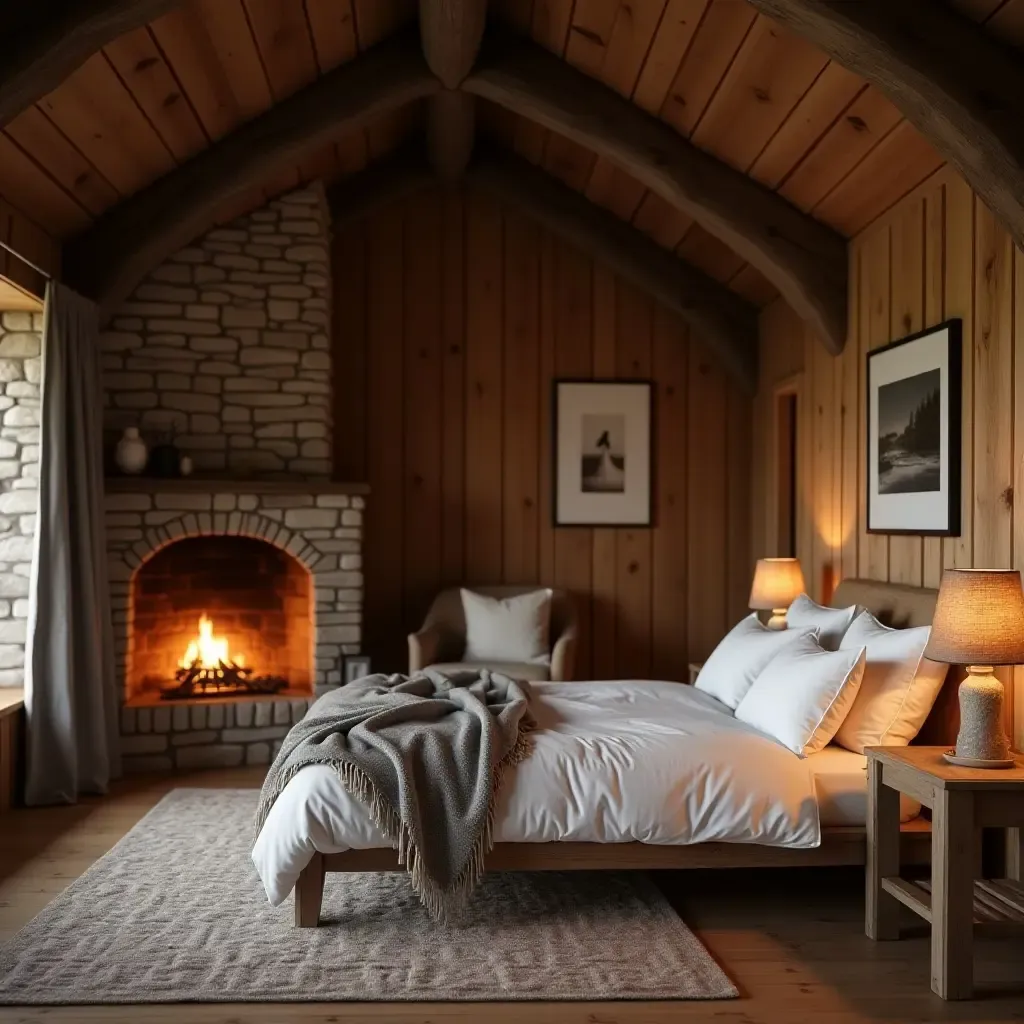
110,488 -> 363,772
0,310 -> 41,686
101,185 -> 332,478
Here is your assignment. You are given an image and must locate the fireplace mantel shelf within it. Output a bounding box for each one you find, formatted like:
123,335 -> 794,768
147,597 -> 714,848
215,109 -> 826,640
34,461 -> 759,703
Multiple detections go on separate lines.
105,477 -> 370,496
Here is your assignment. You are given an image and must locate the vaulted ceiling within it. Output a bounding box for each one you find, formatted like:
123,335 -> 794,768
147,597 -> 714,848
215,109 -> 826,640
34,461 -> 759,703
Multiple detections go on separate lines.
1,0 -> 1023,370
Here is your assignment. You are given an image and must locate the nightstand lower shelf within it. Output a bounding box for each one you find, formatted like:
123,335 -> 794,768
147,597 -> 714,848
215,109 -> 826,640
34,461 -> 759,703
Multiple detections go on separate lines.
881,876 -> 1024,938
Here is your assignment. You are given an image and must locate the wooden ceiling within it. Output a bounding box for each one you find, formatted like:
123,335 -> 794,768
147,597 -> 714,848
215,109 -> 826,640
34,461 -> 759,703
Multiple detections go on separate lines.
1,0 -> 1023,308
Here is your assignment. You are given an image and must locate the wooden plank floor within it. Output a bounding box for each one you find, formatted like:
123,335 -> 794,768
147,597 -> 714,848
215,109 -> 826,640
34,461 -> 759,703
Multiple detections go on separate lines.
2,767 -> 1024,1023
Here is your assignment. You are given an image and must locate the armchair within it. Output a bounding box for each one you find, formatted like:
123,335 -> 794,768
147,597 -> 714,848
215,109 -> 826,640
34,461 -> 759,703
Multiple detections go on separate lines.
408,586 -> 578,681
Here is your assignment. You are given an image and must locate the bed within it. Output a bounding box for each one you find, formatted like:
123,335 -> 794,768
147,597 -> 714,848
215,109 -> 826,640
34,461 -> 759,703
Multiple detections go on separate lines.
255,578 -> 958,926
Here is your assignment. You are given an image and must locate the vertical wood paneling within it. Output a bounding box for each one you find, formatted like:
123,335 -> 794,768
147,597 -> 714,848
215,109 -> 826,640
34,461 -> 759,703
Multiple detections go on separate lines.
364,204 -> 404,668
922,183 -> 946,588
614,282 -> 653,678
861,225 -> 891,581
651,309 -> 690,678
440,191 -> 466,588
464,191 -> 505,584
888,197 -> 925,586
343,188 -> 750,679
402,195 -> 443,630
945,176 -> 975,570
754,166 -> 1022,746
590,263 -> 618,677
502,215 -> 542,586
809,325 -> 836,596
687,347 -> 728,661
838,241 -> 860,585
537,230 -> 558,591
973,201 -> 1014,570
331,220 -> 367,480
552,240 -> 594,679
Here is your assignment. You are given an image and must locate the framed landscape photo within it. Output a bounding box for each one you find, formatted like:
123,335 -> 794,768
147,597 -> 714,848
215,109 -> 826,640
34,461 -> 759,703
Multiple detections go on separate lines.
553,379 -> 652,527
867,319 -> 962,536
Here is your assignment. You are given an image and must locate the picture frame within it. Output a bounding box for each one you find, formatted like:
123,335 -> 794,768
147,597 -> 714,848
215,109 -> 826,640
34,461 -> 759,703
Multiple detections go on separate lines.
552,379 -> 653,527
866,319 -> 962,537
343,655 -> 371,684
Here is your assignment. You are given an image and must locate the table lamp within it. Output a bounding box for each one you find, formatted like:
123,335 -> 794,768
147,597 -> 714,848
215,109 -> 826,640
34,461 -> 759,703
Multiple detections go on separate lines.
924,568 -> 1024,769
748,557 -> 806,630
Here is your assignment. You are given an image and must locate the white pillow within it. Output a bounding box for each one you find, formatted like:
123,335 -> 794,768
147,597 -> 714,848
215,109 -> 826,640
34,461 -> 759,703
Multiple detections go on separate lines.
735,633 -> 866,756
786,593 -> 861,651
694,613 -> 819,709
835,611 -> 949,753
461,589 -> 552,663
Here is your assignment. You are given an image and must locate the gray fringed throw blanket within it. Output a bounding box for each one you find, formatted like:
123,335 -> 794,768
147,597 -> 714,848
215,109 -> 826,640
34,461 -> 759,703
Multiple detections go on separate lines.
254,669 -> 534,919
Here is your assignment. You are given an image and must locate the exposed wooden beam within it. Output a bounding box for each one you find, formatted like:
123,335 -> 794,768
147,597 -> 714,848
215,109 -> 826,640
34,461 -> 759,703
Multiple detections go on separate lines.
419,0 -> 488,88
469,150 -> 758,391
745,0 -> 1024,254
464,36 -> 848,354
0,0 -> 180,129
64,34 -> 438,316
327,150 -> 435,226
427,90 -> 476,181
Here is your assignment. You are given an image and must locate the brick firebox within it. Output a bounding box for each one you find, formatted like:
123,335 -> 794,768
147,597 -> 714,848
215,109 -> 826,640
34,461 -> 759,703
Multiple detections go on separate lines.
107,479 -> 366,772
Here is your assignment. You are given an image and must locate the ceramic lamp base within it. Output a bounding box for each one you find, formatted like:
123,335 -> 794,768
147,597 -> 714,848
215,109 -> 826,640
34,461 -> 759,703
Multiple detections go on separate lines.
765,610 -> 787,631
953,665 -> 1011,766
943,751 -> 1015,769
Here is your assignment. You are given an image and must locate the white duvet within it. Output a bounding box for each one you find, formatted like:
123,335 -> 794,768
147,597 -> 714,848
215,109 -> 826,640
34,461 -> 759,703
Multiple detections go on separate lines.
253,680 -> 822,905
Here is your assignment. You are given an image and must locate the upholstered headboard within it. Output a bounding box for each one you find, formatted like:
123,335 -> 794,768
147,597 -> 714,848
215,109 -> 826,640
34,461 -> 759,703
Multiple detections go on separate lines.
831,578 -> 937,629
829,578 -> 962,746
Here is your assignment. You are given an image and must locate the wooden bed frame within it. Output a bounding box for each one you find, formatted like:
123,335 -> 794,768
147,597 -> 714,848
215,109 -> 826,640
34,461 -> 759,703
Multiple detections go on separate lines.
292,578 -> 976,927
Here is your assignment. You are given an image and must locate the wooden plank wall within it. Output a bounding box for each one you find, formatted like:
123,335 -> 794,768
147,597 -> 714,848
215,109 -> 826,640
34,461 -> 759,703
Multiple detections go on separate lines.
753,165 -> 1024,747
333,186 -> 752,678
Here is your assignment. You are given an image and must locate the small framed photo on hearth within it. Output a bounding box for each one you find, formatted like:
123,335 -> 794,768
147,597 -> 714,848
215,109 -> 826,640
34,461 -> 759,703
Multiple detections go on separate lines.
867,319 -> 961,536
344,655 -> 371,684
553,379 -> 652,527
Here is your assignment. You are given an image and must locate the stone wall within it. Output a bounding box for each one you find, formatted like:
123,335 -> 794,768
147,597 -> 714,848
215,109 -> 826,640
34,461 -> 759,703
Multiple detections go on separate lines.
0,311 -> 40,686
101,184 -> 332,478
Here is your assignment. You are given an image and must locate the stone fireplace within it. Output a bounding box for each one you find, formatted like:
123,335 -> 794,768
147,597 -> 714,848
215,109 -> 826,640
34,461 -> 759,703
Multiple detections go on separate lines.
99,182 -> 368,773
109,482 -> 364,772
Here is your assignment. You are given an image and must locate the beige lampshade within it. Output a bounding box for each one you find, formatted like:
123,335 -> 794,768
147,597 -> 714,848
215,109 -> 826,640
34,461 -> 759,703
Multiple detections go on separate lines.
749,558 -> 806,611
924,569 -> 1024,665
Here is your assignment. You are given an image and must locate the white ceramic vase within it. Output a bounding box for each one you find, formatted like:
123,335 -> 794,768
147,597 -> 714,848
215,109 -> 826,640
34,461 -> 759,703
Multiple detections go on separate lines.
115,427 -> 148,475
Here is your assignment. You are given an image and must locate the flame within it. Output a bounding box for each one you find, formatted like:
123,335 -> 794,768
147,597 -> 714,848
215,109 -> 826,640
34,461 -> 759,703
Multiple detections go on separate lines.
179,615 -> 244,669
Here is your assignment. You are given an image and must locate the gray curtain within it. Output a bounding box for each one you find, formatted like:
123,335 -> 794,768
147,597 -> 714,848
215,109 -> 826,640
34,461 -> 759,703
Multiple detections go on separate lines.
24,282 -> 120,805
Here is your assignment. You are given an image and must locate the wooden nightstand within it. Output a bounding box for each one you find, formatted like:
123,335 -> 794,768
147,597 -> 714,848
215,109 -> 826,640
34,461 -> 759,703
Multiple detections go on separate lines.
866,745 -> 1024,1000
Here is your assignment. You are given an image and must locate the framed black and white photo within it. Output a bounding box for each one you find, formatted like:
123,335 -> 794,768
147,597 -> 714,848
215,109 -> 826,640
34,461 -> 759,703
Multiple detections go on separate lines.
867,319 -> 961,536
553,380 -> 652,526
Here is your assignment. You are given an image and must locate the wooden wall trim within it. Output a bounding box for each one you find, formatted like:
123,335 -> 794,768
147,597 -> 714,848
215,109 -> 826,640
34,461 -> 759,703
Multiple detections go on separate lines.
464,35 -> 849,356
0,0 -> 180,130
747,0 -> 1024,260
469,151 -> 758,391
63,34 -> 439,317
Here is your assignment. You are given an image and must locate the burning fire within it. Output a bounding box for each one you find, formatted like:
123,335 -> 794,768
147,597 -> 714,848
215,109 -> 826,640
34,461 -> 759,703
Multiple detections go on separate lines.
179,615 -> 245,670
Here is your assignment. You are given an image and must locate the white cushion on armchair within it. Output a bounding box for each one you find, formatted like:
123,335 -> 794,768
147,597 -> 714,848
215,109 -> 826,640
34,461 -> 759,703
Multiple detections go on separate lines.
461,588 -> 552,664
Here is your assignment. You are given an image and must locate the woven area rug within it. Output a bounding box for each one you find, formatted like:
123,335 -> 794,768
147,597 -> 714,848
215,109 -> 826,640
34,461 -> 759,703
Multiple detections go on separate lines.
0,788 -> 737,1004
